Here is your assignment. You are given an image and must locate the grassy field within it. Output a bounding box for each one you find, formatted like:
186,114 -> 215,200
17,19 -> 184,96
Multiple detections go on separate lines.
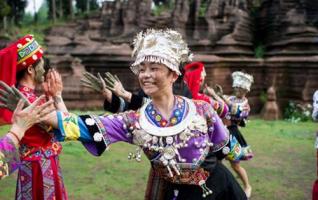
0,118 -> 316,200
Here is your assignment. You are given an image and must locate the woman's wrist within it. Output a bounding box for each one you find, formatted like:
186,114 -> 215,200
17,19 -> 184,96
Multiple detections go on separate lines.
54,91 -> 62,96
122,91 -> 132,102
9,125 -> 26,140
7,125 -> 25,147
53,95 -> 63,104
102,89 -> 112,101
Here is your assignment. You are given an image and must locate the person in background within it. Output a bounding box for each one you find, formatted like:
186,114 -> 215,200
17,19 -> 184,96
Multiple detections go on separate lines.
206,71 -> 254,198
183,62 -> 228,119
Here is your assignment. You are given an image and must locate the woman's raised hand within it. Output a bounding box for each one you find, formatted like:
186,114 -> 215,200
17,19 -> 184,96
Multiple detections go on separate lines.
11,95 -> 54,138
104,72 -> 131,101
0,81 -> 30,111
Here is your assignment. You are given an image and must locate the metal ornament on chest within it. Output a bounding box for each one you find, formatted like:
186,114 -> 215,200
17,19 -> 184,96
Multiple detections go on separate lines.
130,125 -> 195,177
128,98 -> 213,174
127,97 -> 216,198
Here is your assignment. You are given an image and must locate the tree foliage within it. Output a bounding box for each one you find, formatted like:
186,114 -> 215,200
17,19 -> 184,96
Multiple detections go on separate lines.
6,0 -> 27,25
46,0 -> 99,20
0,0 -> 10,18
47,0 -> 71,20
75,0 -> 99,13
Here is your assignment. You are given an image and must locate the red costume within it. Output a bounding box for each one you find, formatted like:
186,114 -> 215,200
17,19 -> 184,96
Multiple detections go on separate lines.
0,35 -> 67,200
183,62 -> 228,118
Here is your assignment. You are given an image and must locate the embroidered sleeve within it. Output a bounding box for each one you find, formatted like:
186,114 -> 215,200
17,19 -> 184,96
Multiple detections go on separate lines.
55,112 -> 92,142
54,111 -> 134,156
204,103 -> 229,152
128,94 -> 144,110
240,103 -> 250,118
210,99 -> 229,119
0,136 -> 20,180
104,94 -> 120,113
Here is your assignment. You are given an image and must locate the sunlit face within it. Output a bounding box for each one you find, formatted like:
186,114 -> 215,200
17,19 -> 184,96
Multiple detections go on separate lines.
138,62 -> 178,98
234,87 -> 248,98
33,58 -> 45,83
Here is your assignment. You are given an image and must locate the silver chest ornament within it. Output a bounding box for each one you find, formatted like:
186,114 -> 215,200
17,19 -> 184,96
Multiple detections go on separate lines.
128,97 -> 215,198
130,98 -> 214,176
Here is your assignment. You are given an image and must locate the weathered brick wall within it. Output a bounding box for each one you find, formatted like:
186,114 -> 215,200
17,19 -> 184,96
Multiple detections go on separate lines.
40,0 -> 318,113
60,54 -> 317,114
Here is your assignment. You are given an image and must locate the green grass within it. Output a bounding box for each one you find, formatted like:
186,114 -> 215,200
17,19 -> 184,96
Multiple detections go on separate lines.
0,118 -> 316,200
226,119 -> 316,200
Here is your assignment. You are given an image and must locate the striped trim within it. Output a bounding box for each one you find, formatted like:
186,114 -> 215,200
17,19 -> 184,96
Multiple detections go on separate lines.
17,46 -> 41,64
19,38 -> 35,50
79,115 -> 107,155
17,39 -> 41,63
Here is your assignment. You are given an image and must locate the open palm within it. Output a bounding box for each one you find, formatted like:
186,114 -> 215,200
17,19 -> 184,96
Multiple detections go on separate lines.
0,81 -> 30,111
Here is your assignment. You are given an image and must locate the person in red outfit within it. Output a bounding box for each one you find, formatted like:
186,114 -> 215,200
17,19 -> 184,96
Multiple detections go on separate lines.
0,35 -> 68,200
183,62 -> 228,119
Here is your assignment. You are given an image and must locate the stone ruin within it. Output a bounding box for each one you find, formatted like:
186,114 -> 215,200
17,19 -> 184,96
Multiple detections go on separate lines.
42,0 -> 318,114
261,86 -> 281,120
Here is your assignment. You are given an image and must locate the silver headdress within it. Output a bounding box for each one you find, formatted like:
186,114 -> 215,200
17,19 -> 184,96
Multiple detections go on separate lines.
232,71 -> 254,91
130,29 -> 193,75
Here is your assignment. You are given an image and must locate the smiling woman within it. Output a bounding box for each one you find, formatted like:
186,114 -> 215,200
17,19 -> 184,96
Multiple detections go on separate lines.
137,62 -> 178,101
4,29 -> 246,200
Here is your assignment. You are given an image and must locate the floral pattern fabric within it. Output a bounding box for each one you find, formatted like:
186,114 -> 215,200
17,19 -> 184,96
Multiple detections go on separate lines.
0,136 -> 19,180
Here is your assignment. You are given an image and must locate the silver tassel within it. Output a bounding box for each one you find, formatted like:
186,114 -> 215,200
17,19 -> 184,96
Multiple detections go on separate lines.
199,180 -> 213,198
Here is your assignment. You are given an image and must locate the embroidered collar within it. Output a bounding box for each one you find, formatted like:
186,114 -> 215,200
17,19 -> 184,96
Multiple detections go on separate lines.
139,96 -> 196,137
18,85 -> 35,93
144,96 -> 186,127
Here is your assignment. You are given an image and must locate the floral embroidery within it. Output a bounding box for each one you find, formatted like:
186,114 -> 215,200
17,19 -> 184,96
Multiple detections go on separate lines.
145,96 -> 186,127
19,136 -> 62,160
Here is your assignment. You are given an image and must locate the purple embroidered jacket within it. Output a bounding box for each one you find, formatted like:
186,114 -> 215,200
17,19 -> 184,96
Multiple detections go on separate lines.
55,96 -> 229,185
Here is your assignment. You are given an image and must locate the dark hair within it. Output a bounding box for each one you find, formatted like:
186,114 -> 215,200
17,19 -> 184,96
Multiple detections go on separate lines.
16,67 -> 28,84
43,57 -> 52,77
